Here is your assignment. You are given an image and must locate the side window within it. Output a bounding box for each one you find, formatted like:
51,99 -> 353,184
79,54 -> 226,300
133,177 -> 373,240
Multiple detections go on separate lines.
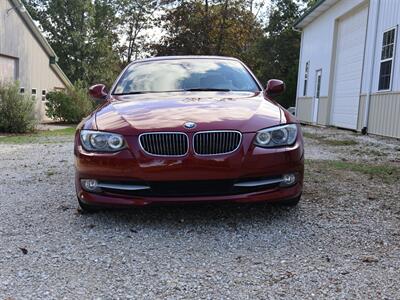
303,61 -> 310,96
42,90 -> 47,101
20,87 -> 25,94
378,27 -> 397,91
316,70 -> 322,98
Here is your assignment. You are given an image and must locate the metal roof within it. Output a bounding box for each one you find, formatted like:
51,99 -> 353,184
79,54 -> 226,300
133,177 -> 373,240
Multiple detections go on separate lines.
10,0 -> 72,87
294,0 -> 341,29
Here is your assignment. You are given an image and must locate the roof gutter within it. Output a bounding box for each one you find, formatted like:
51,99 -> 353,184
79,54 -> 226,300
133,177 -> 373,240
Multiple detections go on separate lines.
294,0 -> 327,29
9,0 -> 72,87
292,26 -> 302,33
11,0 -> 55,58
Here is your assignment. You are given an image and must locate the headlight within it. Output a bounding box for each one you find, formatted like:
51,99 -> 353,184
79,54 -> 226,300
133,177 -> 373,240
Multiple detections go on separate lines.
254,124 -> 297,148
80,130 -> 126,152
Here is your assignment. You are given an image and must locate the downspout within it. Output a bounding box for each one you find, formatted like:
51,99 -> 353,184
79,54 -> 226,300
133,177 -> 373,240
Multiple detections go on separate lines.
293,26 -> 303,118
362,0 -> 381,134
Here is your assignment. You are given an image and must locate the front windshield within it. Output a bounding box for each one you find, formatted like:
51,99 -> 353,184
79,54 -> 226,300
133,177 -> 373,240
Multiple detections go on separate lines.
113,58 -> 261,95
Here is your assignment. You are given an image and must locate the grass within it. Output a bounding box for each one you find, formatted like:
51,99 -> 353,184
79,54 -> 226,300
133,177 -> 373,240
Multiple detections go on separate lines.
303,132 -> 358,146
0,127 -> 76,144
46,170 -> 56,177
302,132 -> 319,139
307,159 -> 400,183
322,139 -> 358,146
351,148 -> 385,157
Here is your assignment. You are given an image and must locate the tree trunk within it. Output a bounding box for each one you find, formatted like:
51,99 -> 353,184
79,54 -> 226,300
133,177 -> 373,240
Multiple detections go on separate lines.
216,0 -> 229,55
203,0 -> 210,53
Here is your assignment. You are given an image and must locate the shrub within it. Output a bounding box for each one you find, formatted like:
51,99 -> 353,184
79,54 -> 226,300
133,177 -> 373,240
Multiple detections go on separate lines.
0,82 -> 36,133
46,82 -> 95,123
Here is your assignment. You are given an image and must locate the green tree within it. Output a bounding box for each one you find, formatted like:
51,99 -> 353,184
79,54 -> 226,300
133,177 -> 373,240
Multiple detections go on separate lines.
22,0 -> 120,86
153,0 -> 263,66
306,0 -> 319,8
22,0 -> 308,104
251,0 -> 303,108
116,0 -> 159,65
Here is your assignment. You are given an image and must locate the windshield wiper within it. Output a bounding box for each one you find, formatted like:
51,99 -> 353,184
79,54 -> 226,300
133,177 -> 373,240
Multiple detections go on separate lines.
113,88 -> 231,95
113,91 -> 147,95
184,88 -> 231,92
113,90 -> 185,95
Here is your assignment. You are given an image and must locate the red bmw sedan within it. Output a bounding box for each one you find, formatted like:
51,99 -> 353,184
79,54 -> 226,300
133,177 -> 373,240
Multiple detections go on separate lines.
74,56 -> 304,211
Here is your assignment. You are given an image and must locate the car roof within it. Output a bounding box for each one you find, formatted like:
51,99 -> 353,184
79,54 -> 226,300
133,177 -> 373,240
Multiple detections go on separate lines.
130,55 -> 241,65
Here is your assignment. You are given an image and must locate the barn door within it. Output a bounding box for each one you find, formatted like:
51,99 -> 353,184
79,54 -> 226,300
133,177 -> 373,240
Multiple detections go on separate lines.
331,6 -> 368,129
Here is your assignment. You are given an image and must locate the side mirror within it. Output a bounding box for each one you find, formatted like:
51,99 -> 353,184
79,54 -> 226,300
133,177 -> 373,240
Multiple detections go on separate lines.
265,79 -> 285,97
89,84 -> 108,102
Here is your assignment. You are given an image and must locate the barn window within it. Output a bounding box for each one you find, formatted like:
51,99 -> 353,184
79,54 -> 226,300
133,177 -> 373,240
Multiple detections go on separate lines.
316,71 -> 322,98
378,27 -> 397,91
20,87 -> 25,94
303,61 -> 310,96
42,90 -> 47,101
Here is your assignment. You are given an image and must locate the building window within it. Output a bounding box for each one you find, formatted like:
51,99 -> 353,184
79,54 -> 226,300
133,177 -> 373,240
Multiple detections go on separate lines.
42,90 -> 47,101
316,71 -> 322,98
303,61 -> 310,96
378,27 -> 397,91
20,87 -> 25,94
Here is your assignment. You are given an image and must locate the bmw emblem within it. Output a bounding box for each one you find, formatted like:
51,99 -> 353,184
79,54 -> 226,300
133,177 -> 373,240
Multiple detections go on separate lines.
184,122 -> 196,129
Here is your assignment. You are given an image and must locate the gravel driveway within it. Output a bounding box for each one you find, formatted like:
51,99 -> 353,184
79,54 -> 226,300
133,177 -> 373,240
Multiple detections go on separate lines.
1,126 -> 399,299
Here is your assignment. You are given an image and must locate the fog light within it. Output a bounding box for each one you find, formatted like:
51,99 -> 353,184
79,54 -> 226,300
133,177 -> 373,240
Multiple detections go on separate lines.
281,174 -> 296,187
81,179 -> 99,192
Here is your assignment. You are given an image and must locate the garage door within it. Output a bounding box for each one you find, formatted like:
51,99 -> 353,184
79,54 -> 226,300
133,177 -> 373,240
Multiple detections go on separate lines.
0,55 -> 17,82
331,6 -> 368,130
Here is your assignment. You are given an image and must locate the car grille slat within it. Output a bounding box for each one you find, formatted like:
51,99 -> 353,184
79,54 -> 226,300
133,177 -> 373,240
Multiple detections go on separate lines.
167,134 -> 172,154
140,133 -> 188,156
194,131 -> 241,155
140,131 -> 241,156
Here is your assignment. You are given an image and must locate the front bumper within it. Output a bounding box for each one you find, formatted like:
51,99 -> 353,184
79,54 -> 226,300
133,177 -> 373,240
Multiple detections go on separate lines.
74,132 -> 304,206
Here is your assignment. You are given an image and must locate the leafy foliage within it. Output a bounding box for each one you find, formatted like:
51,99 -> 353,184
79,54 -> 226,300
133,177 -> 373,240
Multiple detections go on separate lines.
153,0 -> 304,108
153,1 -> 263,65
22,0 -> 314,109
251,0 -> 304,108
0,82 -> 36,133
306,0 -> 320,8
116,0 -> 160,65
45,82 -> 95,123
22,0 -> 120,86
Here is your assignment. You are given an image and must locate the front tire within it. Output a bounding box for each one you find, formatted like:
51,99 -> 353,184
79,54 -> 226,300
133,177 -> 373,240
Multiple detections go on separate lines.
278,195 -> 301,207
77,197 -> 100,213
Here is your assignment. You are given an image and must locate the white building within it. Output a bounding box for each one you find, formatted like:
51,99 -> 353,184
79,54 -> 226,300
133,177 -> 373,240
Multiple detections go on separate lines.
0,0 -> 71,120
295,0 -> 400,138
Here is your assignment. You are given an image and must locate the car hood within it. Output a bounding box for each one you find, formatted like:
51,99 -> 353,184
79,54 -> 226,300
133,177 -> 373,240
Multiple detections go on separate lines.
95,91 -> 283,135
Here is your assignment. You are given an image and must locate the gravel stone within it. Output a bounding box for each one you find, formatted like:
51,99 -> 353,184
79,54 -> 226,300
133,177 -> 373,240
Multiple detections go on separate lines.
0,127 -> 399,299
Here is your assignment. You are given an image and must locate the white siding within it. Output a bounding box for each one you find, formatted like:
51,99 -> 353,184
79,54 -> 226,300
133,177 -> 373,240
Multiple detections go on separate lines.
361,0 -> 400,93
0,0 -> 66,90
368,92 -> 400,138
297,0 -> 367,100
0,0 -> 67,120
296,0 -> 400,138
